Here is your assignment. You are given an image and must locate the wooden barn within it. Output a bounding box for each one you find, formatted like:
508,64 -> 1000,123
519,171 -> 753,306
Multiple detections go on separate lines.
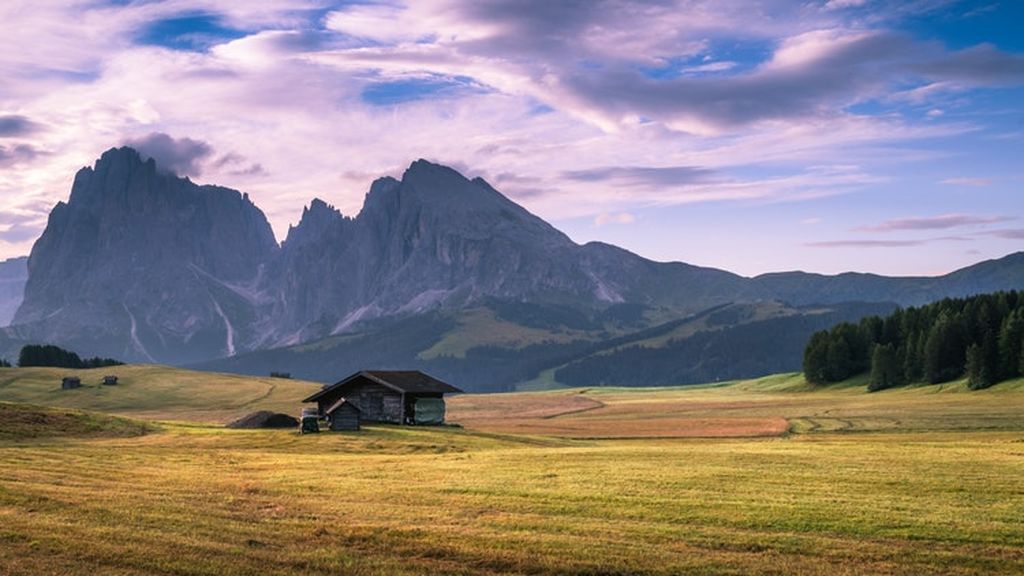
304,370 -> 463,425
324,398 -> 360,431
61,377 -> 81,390
102,375 -> 118,386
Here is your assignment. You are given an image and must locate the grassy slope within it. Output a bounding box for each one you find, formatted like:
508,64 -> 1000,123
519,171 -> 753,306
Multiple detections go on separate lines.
0,402 -> 152,440
1,369 -> 1023,574
0,365 -> 320,423
512,302 -> 832,391
417,307 -> 597,360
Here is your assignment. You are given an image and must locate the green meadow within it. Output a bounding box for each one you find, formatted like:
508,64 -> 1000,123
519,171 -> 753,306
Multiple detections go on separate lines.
0,366 -> 1022,575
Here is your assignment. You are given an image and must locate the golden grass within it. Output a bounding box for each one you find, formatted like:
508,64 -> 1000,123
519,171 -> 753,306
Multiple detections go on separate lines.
450,374 -> 1024,438
1,368 -> 1023,574
0,365 -> 319,423
1,425 -> 1022,575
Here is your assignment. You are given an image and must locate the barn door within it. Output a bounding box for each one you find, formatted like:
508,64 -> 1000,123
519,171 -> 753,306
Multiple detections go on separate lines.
365,392 -> 384,420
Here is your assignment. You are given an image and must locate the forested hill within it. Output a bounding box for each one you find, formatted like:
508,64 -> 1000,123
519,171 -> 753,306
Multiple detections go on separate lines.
803,291 -> 1024,391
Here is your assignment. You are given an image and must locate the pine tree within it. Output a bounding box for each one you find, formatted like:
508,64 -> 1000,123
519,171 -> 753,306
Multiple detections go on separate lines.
997,310 -> 1023,380
925,312 -> 966,384
903,332 -> 922,383
1020,338 -> 1024,379
826,336 -> 853,382
869,343 -> 901,392
803,332 -> 830,385
966,344 -> 994,390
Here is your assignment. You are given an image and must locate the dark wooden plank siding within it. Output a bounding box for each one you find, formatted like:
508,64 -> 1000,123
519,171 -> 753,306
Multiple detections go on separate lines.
329,404 -> 360,431
347,382 -> 401,423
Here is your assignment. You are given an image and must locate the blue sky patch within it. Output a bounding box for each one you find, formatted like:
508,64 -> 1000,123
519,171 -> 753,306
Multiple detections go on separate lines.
136,13 -> 247,51
361,76 -> 490,106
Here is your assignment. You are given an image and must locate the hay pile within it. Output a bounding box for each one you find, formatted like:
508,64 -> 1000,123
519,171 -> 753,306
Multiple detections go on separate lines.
226,411 -> 299,429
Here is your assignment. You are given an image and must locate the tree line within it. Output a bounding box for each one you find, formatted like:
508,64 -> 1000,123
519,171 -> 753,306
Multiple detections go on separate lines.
16,344 -> 124,370
803,291 -> 1024,391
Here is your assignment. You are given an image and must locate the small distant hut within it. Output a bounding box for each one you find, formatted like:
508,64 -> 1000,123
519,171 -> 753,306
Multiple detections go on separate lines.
325,398 -> 360,431
304,370 -> 463,425
269,372 -> 291,379
102,375 -> 119,386
61,377 -> 81,390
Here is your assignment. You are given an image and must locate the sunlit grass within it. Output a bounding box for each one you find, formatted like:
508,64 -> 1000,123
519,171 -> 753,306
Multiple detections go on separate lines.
1,368 -> 1023,574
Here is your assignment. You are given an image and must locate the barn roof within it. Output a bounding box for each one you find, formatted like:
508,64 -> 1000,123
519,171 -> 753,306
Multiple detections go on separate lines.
303,370 -> 463,402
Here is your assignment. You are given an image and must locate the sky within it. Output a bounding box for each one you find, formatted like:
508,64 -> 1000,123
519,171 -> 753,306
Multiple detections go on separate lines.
0,0 -> 1022,277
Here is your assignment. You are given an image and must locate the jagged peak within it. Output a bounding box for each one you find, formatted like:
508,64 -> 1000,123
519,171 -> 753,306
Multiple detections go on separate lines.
400,158 -> 476,189
284,197 -> 347,248
305,197 -> 340,216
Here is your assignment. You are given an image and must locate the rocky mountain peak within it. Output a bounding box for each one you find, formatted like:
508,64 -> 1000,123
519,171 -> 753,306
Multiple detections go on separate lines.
284,198 -> 347,249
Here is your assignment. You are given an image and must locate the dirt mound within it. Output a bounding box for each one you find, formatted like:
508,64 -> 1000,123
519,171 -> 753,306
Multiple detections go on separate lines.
227,411 -> 299,429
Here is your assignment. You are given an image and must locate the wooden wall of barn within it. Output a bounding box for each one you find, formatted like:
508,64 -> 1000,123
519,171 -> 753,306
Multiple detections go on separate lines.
329,404 -> 360,431
319,381 -> 403,423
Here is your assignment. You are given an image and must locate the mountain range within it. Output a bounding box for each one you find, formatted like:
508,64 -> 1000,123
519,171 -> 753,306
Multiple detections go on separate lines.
3,147 -> 1022,390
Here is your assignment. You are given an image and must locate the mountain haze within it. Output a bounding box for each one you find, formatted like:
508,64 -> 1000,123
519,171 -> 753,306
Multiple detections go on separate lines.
7,147 -> 1024,389
0,257 -> 27,327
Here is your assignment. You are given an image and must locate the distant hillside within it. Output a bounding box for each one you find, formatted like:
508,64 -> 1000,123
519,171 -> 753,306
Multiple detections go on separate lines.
752,252 -> 1024,307
197,300 -> 897,391
0,365 -> 320,423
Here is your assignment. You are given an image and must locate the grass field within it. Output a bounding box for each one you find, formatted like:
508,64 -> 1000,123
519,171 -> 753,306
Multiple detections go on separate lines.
0,365 -> 320,423
1,367 -> 1022,575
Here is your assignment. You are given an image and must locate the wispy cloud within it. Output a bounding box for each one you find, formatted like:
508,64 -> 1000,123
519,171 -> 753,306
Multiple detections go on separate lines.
563,166 -> 716,188
807,236 -> 973,248
594,212 -> 637,227
856,214 -> 1014,232
940,177 -> 993,186
983,229 -> 1024,240
0,144 -> 45,167
0,115 -> 43,137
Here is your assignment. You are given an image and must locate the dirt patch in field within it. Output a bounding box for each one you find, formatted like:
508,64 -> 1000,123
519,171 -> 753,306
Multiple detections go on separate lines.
450,390 -> 604,421
459,415 -> 789,438
450,392 -> 788,438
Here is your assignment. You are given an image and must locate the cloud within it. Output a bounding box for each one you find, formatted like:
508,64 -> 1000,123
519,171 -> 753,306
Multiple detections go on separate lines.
857,214 -> 1013,232
0,144 -> 44,167
984,229 -> 1024,239
594,212 -> 637,227
940,177 -> 992,186
0,221 -> 42,244
807,236 -> 972,248
823,0 -> 870,10
211,152 -> 268,177
0,115 -> 43,137
563,165 -> 716,188
124,132 -> 213,177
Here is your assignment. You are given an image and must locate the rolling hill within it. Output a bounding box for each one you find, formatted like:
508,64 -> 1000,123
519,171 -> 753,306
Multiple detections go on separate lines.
0,365 -> 320,423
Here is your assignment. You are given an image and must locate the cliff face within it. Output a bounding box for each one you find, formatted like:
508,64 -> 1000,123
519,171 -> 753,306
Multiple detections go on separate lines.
12,147 -> 278,363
